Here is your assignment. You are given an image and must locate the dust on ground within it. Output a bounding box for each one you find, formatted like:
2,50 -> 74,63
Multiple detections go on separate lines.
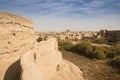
62,51 -> 120,80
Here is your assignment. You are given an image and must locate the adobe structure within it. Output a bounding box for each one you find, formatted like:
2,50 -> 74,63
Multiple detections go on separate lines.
98,29 -> 120,42
0,11 -> 84,80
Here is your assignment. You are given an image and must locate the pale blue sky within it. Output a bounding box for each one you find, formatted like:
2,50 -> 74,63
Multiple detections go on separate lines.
0,0 -> 120,31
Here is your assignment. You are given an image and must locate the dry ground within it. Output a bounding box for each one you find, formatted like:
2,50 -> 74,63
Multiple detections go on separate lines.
62,51 -> 120,80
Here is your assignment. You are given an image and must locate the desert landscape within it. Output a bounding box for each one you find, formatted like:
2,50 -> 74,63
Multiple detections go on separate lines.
0,0 -> 120,80
0,11 -> 120,80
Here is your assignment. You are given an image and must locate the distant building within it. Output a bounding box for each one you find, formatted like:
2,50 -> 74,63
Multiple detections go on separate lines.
105,30 -> 120,42
98,30 -> 120,42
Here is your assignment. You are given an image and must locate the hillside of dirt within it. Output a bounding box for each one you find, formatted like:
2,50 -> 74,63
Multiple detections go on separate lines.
62,51 -> 120,80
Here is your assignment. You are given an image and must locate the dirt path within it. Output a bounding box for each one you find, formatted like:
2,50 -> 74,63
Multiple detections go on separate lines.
62,51 -> 120,80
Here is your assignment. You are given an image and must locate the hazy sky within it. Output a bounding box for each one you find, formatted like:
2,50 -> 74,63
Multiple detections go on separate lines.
0,0 -> 120,31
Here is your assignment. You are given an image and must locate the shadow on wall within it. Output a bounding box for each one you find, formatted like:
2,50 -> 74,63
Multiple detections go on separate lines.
4,60 -> 21,80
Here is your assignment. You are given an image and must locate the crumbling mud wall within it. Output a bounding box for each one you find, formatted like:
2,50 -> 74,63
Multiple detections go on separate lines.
0,12 -> 84,80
